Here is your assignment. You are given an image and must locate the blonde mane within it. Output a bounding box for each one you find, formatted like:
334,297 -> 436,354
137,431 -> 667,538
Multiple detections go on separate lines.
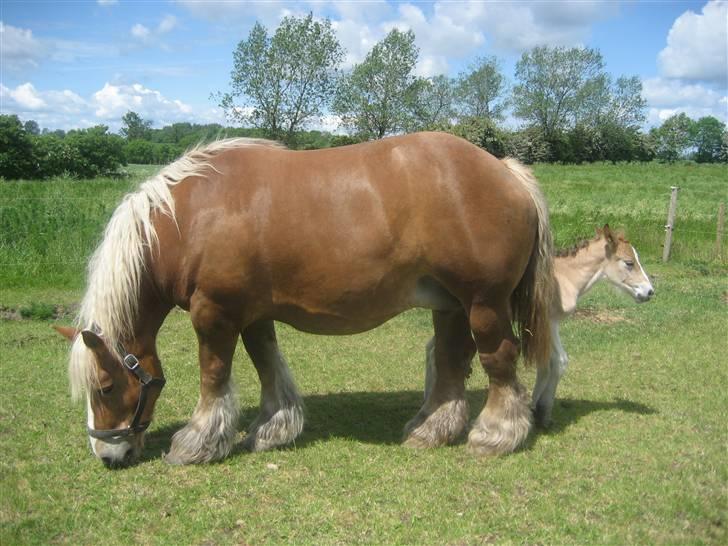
69,138 -> 284,400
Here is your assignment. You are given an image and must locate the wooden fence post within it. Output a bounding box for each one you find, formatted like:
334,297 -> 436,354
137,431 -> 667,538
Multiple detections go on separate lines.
663,186 -> 679,263
717,202 -> 725,259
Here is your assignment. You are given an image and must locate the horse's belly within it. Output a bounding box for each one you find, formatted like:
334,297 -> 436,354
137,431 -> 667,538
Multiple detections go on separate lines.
270,276 -> 461,335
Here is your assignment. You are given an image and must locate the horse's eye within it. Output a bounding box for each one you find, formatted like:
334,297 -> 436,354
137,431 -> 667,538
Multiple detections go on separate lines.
100,384 -> 113,395
624,260 -> 634,269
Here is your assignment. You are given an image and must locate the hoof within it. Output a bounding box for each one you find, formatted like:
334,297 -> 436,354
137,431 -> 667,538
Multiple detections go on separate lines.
242,406 -> 304,452
533,406 -> 553,429
403,399 -> 468,448
467,384 -> 531,456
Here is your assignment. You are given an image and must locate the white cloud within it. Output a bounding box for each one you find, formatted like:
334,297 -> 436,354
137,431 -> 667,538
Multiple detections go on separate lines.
5,82 -> 46,109
426,1 -> 615,55
131,24 -> 151,40
331,0 -> 615,73
0,82 -> 218,131
0,22 -> 45,70
175,0 -> 286,28
158,15 -> 178,34
658,1 -> 728,83
643,77 -> 728,125
92,83 -> 193,122
416,55 -> 449,78
97,0 -> 118,5
130,15 -> 178,46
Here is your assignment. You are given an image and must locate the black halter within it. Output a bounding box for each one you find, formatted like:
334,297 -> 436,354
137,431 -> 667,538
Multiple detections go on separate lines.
87,346 -> 166,441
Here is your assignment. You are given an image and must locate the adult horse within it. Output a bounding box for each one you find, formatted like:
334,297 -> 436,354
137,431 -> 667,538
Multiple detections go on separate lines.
57,132 -> 555,467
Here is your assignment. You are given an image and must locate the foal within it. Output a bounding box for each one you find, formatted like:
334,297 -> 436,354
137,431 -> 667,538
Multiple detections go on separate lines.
425,225 -> 654,427
531,225 -> 654,426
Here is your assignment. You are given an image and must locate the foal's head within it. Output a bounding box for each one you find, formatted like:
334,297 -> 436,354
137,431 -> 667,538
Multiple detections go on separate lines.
56,326 -> 165,468
599,225 -> 655,303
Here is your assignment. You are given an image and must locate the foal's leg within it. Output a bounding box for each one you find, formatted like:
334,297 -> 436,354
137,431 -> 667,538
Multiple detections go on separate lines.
533,323 -> 567,428
240,320 -> 304,452
166,297 -> 240,465
467,302 -> 532,456
531,321 -> 557,422
404,310 -> 475,448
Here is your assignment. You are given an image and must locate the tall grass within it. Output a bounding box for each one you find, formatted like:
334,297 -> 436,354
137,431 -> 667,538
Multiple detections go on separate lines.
534,162 -> 727,263
1,165 -> 157,290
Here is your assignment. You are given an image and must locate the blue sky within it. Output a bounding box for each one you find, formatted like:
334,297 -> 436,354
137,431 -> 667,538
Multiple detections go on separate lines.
1,1 -> 726,132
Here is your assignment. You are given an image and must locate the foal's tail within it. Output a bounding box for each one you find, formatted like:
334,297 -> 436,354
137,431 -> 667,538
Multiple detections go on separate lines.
502,157 -> 556,368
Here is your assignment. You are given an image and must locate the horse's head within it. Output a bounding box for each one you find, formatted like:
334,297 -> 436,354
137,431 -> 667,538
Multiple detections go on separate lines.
599,225 -> 655,303
56,326 -> 165,468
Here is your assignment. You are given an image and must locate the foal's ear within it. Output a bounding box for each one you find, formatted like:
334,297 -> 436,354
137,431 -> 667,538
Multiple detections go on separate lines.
602,224 -> 616,243
81,330 -> 104,349
53,325 -> 79,342
602,223 -> 618,252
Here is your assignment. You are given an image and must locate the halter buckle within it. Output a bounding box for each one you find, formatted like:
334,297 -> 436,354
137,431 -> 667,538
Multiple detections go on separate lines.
123,354 -> 140,371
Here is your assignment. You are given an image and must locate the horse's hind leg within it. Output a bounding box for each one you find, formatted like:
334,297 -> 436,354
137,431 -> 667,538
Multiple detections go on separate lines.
467,301 -> 532,456
166,296 -> 240,465
403,309 -> 475,448
241,320 -> 304,452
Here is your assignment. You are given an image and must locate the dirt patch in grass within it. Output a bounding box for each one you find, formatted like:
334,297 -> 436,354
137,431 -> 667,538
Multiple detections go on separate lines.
0,303 -> 78,321
573,308 -> 627,324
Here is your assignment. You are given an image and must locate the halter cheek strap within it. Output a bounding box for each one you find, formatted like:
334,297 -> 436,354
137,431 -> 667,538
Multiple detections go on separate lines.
87,348 -> 166,441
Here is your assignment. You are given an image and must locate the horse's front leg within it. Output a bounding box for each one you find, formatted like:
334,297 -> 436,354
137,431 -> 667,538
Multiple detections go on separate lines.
240,320 -> 304,452
166,297 -> 240,465
404,309 -> 474,448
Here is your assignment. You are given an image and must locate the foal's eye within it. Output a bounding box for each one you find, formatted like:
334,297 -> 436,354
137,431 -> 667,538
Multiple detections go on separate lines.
623,260 -> 634,269
100,385 -> 113,395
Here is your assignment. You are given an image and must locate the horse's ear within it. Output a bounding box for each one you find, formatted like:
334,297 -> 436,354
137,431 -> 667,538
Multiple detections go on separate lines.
602,224 -> 616,243
81,330 -> 104,349
602,223 -> 618,252
53,325 -> 78,342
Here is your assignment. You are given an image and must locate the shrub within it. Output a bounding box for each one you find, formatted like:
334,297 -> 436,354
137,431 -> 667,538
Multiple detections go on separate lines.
64,126 -> 125,176
124,139 -> 156,164
505,128 -> 551,164
0,115 -> 36,179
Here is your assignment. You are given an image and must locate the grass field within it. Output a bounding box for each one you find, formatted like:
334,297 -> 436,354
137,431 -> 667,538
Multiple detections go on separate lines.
1,160 -> 727,545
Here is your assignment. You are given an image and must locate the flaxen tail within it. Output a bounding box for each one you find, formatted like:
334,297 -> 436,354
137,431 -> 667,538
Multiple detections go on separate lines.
502,157 -> 556,368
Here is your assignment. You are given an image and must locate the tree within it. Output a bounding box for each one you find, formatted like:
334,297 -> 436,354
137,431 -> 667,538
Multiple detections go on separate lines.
513,46 -> 606,138
650,113 -> 695,162
410,75 -> 455,130
454,56 -> 508,122
219,14 -> 344,144
23,120 -> 40,135
120,111 -> 152,140
692,116 -> 725,163
333,29 -> 422,139
606,76 -> 648,128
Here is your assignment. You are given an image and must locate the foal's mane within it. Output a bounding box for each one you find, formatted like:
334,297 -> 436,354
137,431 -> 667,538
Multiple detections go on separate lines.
555,228 -> 627,258
69,138 -> 283,399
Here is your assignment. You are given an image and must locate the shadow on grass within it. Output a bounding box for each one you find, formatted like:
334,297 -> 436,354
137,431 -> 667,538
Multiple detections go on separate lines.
534,397 -> 657,434
139,391 -> 656,463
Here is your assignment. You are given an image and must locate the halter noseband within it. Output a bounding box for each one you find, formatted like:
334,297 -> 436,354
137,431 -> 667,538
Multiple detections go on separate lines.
87,345 -> 166,441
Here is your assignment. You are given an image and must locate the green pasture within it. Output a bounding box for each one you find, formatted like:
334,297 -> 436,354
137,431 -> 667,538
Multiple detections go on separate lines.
1,161 -> 726,545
